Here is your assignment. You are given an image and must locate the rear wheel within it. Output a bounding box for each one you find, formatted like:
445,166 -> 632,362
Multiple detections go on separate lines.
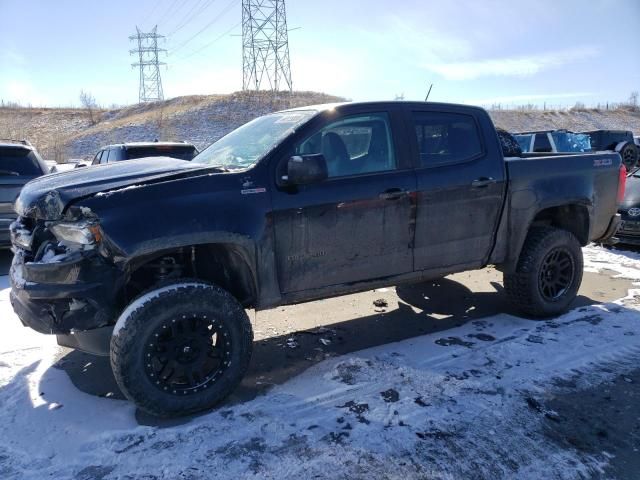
110,281 -> 253,417
504,227 -> 583,318
616,141 -> 639,171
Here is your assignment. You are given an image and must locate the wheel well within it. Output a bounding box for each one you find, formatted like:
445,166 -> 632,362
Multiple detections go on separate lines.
125,243 -> 257,307
530,205 -> 590,246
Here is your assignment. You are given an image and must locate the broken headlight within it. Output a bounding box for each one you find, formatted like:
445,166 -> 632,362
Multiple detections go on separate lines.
50,221 -> 102,245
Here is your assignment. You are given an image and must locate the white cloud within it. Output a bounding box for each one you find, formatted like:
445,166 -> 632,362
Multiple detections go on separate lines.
425,47 -> 601,80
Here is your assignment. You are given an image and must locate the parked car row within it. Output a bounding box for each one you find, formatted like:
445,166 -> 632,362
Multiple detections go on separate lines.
513,129 -> 639,170
0,139 -> 199,248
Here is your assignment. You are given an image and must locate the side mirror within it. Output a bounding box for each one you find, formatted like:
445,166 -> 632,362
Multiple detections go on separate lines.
285,154 -> 328,185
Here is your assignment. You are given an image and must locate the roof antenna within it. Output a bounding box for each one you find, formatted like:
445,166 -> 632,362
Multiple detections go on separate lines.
425,84 -> 433,102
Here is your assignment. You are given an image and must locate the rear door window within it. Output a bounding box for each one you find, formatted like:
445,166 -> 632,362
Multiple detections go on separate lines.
412,112 -> 483,167
0,147 -> 44,176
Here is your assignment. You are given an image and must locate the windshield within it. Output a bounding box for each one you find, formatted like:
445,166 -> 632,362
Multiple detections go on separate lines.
0,147 -> 44,176
192,110 -> 317,169
126,145 -> 197,161
550,132 -> 592,153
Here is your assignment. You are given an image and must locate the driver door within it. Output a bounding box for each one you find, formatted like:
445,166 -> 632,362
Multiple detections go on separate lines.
271,107 -> 416,294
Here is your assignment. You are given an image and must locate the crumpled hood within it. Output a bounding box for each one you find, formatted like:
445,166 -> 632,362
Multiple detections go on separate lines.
16,157 -> 210,220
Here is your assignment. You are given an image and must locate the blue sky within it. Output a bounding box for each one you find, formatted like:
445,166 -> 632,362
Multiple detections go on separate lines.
0,0 -> 638,108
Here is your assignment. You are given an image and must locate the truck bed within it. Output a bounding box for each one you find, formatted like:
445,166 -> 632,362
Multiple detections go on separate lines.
492,152 -> 622,269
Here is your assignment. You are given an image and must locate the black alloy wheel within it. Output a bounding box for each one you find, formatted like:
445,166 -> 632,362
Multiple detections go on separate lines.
143,313 -> 232,395
110,281 -> 253,417
538,247 -> 575,302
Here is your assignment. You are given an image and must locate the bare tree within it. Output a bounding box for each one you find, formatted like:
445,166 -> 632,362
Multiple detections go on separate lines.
79,90 -> 99,125
629,91 -> 639,110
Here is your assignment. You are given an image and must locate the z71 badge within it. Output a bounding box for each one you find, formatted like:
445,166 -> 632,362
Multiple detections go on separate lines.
593,158 -> 613,167
241,188 -> 267,195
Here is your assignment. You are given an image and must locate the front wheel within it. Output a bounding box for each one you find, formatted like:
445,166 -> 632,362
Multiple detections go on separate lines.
110,281 -> 253,417
504,227 -> 583,318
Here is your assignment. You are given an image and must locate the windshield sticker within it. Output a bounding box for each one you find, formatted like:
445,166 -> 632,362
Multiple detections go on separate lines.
241,187 -> 267,195
274,113 -> 308,124
594,158 -> 612,167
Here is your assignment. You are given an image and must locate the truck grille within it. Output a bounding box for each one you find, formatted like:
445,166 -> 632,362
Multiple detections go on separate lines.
619,220 -> 640,236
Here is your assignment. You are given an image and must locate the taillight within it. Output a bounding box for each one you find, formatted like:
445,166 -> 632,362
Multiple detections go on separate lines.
618,163 -> 627,204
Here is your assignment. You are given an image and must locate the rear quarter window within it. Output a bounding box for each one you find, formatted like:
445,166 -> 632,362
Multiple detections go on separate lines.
0,147 -> 44,176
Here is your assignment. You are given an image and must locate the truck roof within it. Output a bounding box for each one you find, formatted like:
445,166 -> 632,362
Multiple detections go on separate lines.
0,139 -> 34,150
279,101 -> 488,115
101,141 -> 197,150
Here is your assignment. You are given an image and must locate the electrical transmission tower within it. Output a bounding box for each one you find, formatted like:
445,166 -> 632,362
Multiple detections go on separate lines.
242,0 -> 293,93
129,26 -> 167,103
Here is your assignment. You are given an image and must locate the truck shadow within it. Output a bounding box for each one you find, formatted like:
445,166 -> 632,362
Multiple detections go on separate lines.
47,277 -> 599,427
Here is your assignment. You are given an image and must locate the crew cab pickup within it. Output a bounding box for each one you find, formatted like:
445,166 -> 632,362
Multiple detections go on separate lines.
8,102 -> 624,417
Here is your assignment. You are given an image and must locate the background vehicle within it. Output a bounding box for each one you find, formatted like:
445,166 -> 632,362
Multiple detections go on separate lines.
514,130 -> 592,154
91,141 -> 199,165
9,102 -> 624,416
581,130 -> 638,170
616,167 -> 640,245
48,159 -> 90,173
0,139 -> 47,248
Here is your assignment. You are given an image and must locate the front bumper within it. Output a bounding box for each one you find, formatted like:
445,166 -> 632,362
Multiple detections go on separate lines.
9,248 -> 122,335
614,217 -> 640,246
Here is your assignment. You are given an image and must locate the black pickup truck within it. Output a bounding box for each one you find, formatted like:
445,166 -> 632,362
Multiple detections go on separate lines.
9,102 -> 624,417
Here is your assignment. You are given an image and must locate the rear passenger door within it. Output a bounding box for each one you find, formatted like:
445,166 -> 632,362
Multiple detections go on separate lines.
407,108 -> 506,272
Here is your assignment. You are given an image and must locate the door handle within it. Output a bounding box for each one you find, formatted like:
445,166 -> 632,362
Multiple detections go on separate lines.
471,177 -> 497,188
379,188 -> 408,200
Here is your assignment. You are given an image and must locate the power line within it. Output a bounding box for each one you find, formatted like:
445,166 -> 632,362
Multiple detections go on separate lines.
166,0 -> 218,36
155,0 -> 187,28
147,0 -> 168,23
242,0 -> 293,92
170,0 -> 239,54
172,20 -> 241,63
129,26 -> 167,102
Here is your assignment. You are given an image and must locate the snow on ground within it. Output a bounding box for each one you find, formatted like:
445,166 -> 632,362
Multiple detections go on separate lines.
1,247 -> 640,479
584,244 -> 640,282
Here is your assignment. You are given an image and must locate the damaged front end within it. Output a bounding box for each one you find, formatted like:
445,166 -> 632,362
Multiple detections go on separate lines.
9,208 -> 122,341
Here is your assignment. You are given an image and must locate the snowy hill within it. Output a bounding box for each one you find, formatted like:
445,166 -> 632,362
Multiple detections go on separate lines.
1,92 -> 639,161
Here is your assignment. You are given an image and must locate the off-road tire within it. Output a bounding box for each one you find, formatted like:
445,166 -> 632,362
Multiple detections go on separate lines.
616,141 -> 639,171
504,227 -> 583,318
110,281 -> 253,417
